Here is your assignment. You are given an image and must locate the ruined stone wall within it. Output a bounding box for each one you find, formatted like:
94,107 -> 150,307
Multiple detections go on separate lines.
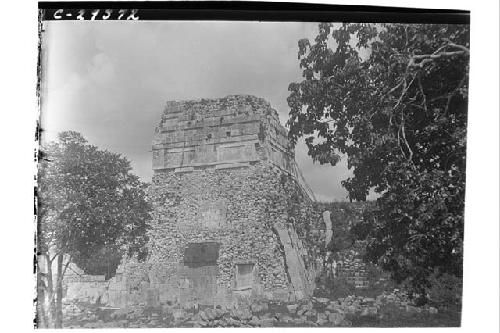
63,95 -> 323,309
142,95 -> 321,305
153,96 -> 296,177
314,202 -> 386,289
146,163 -> 320,304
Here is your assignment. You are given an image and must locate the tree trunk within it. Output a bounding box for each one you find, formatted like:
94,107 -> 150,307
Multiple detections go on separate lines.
36,274 -> 48,328
45,253 -> 55,328
55,254 -> 64,328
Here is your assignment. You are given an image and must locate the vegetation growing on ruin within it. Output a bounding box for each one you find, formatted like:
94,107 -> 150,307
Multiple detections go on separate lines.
287,23 -> 469,303
37,131 -> 151,327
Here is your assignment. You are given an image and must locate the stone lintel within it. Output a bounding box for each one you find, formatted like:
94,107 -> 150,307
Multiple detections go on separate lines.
174,167 -> 195,174
215,162 -> 250,170
160,117 -> 260,133
152,134 -> 259,149
153,159 -> 259,171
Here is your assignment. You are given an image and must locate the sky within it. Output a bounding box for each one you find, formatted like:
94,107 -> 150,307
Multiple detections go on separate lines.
41,21 -> 354,202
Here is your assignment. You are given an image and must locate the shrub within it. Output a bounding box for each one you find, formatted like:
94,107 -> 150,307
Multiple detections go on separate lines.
427,272 -> 462,308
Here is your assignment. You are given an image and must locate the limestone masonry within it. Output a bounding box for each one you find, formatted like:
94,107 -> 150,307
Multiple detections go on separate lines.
151,94 -> 314,198
65,95 -> 331,308
145,95 -> 321,305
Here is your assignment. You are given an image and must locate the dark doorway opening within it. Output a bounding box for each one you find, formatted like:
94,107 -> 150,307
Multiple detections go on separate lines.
183,242 -> 220,268
179,242 -> 220,305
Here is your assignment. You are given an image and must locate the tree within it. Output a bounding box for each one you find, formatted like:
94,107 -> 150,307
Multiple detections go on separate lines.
287,23 -> 469,303
36,131 -> 150,327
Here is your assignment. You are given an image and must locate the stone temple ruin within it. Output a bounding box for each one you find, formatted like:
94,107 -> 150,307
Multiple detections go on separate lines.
64,95 -> 334,308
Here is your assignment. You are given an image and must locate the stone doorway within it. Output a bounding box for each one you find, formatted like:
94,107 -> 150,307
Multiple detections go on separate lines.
178,242 -> 220,305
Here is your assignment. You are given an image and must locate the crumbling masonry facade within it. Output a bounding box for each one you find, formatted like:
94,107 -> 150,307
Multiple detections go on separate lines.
144,95 -> 321,305
66,95 -> 329,308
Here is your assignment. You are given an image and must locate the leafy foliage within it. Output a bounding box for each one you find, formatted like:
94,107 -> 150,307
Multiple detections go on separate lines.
287,23 -> 469,302
38,131 -> 150,269
427,272 -> 462,308
73,245 -> 123,280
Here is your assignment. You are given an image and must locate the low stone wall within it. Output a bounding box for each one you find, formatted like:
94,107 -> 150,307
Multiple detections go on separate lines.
314,201 -> 385,289
63,264 -> 108,303
336,244 -> 370,289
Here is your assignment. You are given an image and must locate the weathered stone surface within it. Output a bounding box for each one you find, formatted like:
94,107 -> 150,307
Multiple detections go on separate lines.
61,286 -> 439,328
260,316 -> 276,326
314,297 -> 330,304
108,95 -> 321,308
249,315 -> 261,327
328,312 -> 345,326
429,306 -> 439,314
406,305 -> 419,314
251,301 -> 268,313
316,312 -> 328,322
230,307 -> 252,321
172,308 -> 186,321
322,211 -> 333,247
60,96 -> 339,311
287,304 -> 298,313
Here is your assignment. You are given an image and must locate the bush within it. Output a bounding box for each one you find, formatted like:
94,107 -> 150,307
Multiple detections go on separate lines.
427,273 -> 462,308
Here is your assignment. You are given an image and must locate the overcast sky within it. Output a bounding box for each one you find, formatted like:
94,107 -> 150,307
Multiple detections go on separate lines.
41,21 -> 354,202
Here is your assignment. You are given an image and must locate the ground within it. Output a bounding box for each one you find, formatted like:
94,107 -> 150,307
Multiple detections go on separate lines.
62,281 -> 461,328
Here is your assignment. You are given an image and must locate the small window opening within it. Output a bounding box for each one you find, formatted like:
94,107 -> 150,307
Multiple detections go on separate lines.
226,131 -> 231,138
206,133 -> 212,141
235,263 -> 254,290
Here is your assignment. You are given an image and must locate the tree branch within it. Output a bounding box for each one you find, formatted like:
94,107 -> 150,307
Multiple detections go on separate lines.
410,49 -> 469,68
397,125 -> 406,158
413,51 -> 468,60
394,74 -> 417,111
400,111 -> 413,162
61,256 -> 72,279
417,75 -> 428,114
386,79 -> 405,97
443,40 -> 470,53
49,250 -> 62,263
445,73 -> 469,115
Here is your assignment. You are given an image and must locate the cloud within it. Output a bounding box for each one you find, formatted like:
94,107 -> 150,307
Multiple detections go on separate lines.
42,21 -> 354,202
86,53 -> 115,85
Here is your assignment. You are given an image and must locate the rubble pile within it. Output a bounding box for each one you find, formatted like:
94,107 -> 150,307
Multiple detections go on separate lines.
63,288 -> 440,328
